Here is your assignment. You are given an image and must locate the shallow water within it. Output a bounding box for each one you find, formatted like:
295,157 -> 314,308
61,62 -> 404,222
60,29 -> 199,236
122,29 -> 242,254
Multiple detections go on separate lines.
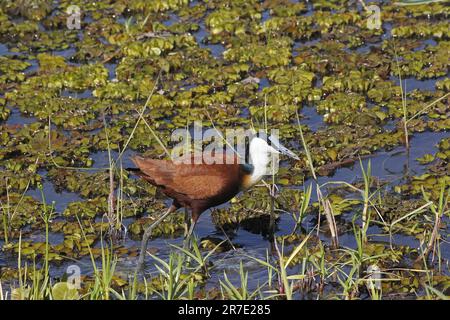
0,0 -> 449,299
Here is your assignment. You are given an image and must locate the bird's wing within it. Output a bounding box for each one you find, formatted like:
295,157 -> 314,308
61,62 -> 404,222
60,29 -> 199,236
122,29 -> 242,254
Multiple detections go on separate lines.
131,156 -> 238,200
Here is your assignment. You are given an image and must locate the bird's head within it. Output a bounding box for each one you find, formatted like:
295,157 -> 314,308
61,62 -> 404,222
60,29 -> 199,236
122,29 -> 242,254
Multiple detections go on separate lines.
249,136 -> 299,167
249,137 -> 278,164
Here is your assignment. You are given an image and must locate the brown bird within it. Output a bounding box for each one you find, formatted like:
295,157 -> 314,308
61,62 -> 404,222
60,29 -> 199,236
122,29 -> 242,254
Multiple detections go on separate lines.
130,137 -> 299,271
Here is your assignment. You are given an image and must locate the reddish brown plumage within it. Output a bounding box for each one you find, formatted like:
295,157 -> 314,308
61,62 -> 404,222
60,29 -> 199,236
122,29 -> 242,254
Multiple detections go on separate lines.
130,154 -> 251,222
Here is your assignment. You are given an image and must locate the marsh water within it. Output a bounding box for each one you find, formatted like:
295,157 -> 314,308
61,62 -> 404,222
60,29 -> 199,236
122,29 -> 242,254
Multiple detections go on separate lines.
0,0 -> 449,299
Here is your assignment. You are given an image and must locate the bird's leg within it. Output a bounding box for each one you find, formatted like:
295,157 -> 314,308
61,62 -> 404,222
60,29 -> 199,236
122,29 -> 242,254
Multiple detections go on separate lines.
182,220 -> 197,250
183,207 -> 191,238
135,205 -> 177,274
183,212 -> 199,250
268,184 -> 277,243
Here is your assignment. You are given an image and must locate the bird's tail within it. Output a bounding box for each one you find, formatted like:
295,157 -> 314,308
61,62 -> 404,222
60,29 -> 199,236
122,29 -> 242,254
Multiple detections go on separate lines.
126,167 -> 146,178
127,166 -> 157,186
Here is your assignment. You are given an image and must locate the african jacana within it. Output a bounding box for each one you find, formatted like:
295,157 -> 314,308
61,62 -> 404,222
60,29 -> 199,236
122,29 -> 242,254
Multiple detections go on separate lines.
130,137 -> 299,271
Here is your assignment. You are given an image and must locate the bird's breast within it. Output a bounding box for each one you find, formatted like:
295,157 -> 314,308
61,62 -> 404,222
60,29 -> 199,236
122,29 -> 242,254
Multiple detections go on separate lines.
238,163 -> 255,190
240,173 -> 254,190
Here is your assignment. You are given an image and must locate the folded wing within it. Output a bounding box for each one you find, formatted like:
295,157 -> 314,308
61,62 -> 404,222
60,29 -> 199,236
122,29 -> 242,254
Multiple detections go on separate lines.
131,155 -> 240,200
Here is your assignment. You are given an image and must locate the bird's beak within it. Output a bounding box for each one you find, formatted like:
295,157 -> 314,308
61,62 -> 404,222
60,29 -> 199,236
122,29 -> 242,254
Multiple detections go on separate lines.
267,145 -> 280,154
269,135 -> 300,160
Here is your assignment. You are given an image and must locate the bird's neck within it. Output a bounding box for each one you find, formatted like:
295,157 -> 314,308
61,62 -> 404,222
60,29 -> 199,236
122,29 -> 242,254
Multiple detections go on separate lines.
244,154 -> 269,189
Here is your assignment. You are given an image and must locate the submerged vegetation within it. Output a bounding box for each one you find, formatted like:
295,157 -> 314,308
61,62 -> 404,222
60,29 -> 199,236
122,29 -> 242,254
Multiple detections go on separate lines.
0,0 -> 449,300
